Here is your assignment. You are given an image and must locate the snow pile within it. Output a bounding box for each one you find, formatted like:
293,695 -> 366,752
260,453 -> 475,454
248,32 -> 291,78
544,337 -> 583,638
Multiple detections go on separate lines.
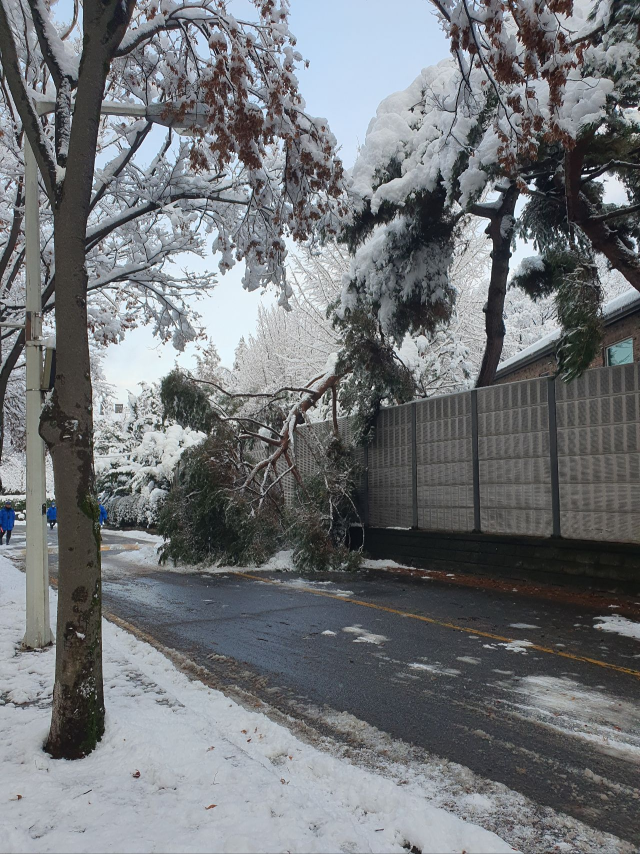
594,615 -> 640,641
0,560 -> 513,854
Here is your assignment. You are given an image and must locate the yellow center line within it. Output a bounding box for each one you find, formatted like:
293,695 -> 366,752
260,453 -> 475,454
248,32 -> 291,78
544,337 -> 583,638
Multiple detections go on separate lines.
233,571 -> 640,680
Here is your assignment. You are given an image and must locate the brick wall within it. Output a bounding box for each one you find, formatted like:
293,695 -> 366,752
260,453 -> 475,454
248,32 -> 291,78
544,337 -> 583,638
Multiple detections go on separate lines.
495,312 -> 640,385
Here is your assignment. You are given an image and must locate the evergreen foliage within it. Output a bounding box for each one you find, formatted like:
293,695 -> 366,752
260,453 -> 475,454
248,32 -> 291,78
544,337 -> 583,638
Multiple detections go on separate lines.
160,370 -> 218,434
287,437 -> 362,573
511,251 -> 583,301
157,432 -> 281,567
332,305 -> 415,443
340,184 -> 458,346
555,262 -> 604,382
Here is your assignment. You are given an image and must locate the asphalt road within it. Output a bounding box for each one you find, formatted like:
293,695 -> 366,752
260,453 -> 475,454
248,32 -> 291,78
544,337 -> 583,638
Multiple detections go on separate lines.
9,525 -> 640,847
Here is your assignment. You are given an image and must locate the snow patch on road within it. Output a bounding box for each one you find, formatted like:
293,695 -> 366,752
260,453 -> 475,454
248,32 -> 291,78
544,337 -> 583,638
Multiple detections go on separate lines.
107,542 -> 298,577
0,559 -> 513,854
106,529 -> 163,545
276,578 -> 354,597
504,675 -> 640,762
343,625 -> 389,645
408,662 -> 461,677
594,615 -> 640,642
321,630 -> 337,637
509,623 -> 540,630
499,640 -> 534,654
457,656 -> 481,665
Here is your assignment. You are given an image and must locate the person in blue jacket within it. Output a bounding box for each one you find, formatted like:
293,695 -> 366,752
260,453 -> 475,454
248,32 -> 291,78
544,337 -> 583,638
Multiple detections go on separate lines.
46,504 -> 57,528
0,500 -> 16,544
99,504 -> 107,526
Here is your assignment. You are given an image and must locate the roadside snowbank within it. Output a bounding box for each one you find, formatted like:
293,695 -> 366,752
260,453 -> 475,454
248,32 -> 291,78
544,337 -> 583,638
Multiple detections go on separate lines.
111,544 -> 298,575
0,559 -> 513,854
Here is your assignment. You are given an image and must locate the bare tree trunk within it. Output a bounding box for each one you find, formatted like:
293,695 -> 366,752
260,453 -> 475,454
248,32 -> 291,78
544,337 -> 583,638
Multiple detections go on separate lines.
475,184 -> 519,387
39,0 -> 134,759
41,199 -> 104,758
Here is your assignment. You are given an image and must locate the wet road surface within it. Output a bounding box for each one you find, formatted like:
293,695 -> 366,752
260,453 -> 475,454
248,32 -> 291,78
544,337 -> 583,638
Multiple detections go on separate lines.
10,525 -> 640,847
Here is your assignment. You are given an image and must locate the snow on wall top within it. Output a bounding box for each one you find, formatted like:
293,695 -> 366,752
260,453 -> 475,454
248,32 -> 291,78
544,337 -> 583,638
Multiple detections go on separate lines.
497,289 -> 640,374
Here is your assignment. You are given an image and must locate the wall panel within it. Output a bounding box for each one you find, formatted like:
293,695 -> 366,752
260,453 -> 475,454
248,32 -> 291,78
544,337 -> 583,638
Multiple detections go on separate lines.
477,378 -> 552,536
556,363 -> 640,543
416,392 -> 474,532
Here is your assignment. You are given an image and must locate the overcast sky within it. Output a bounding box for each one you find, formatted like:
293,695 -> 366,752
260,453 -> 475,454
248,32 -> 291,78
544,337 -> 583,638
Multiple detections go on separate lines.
103,0 -> 449,399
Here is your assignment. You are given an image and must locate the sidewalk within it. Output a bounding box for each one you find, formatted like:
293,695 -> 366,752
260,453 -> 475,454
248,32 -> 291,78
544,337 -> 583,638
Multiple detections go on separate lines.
0,557 -> 513,854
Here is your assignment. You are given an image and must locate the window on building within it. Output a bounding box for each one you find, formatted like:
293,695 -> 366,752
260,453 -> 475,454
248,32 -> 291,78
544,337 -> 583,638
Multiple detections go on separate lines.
114,403 -> 124,414
605,338 -> 634,367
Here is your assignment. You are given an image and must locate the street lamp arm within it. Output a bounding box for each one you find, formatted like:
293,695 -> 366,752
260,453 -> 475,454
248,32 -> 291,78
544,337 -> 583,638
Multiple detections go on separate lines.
0,1 -> 56,200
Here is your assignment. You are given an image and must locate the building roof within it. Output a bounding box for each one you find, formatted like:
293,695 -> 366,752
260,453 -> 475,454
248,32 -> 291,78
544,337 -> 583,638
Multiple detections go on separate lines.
495,289 -> 640,380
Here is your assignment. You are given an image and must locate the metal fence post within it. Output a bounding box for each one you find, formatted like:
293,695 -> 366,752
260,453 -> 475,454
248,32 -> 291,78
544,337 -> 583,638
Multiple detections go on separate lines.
470,389 -> 481,533
411,402 -> 418,529
362,443 -> 369,527
547,378 -> 561,537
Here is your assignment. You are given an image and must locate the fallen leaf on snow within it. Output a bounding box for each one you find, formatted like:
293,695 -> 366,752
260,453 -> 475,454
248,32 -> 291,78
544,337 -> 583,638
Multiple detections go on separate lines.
205,804 -> 217,810
132,770 -> 141,779
10,794 -> 23,801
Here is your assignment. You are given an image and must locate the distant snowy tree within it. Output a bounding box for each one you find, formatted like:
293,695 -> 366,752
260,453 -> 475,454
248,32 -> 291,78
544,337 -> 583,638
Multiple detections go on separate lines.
194,338 -> 223,384
95,382 -> 204,527
232,245 -> 346,397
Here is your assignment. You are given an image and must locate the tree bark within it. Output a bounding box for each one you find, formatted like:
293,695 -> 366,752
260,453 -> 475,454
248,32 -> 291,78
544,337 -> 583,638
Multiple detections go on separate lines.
40,0 -> 134,760
475,184 -> 519,387
565,147 -> 640,293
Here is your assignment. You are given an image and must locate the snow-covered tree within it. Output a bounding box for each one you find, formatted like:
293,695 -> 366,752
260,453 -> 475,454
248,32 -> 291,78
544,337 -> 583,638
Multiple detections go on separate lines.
95,384 -> 204,528
343,1 -> 639,385
232,245 -> 346,396
234,229 -> 492,405
0,0 -> 343,758
0,84 -> 222,477
429,0 -> 640,376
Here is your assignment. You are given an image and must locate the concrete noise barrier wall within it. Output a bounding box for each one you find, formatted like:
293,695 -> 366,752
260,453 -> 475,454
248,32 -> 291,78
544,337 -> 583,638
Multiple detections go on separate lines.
292,363 -> 640,546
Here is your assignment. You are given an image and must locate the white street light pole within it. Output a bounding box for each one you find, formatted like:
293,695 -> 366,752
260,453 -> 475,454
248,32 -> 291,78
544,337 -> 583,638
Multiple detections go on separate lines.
22,97 -> 209,648
23,137 -> 52,649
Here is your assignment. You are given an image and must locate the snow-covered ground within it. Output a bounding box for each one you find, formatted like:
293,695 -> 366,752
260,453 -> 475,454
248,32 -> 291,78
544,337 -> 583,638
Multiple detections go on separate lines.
0,558 -> 515,854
